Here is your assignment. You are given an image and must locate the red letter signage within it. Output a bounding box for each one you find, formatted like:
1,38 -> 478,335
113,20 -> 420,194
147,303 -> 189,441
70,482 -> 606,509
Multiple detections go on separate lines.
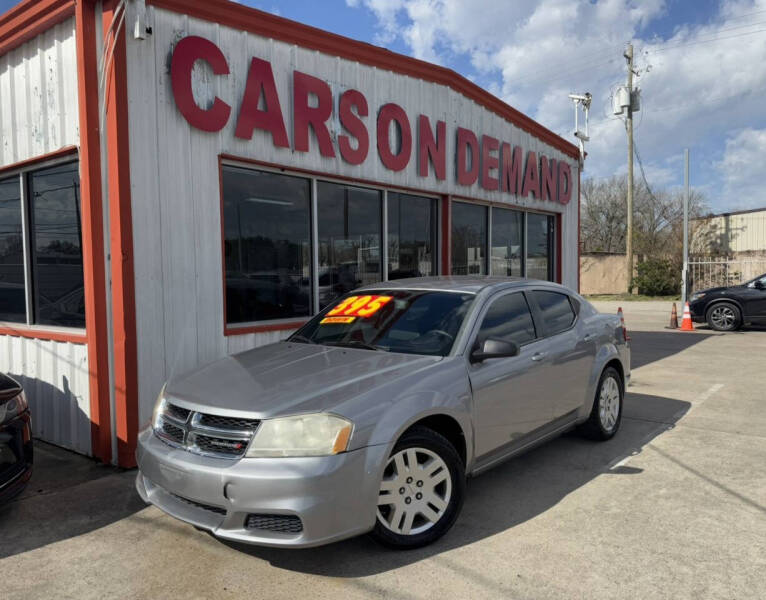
480,135 -> 500,191
338,90 -> 369,165
377,104 -> 412,172
234,57 -> 289,146
418,115 -> 446,180
541,156 -> 557,203
558,161 -> 572,204
293,71 -> 336,157
500,143 -> 523,195
456,127 -> 479,186
521,151 -> 541,199
170,36 -> 231,132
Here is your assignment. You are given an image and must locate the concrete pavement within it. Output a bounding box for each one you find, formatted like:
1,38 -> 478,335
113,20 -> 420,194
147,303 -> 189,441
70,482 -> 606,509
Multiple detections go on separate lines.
1,300 -> 764,599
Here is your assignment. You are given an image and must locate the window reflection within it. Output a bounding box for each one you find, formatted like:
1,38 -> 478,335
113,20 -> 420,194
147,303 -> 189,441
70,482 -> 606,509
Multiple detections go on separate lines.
0,177 -> 25,323
29,162 -> 85,327
387,193 -> 437,280
491,207 -> 523,277
317,181 -> 382,309
451,202 -> 487,275
222,167 -> 311,323
526,213 -> 554,281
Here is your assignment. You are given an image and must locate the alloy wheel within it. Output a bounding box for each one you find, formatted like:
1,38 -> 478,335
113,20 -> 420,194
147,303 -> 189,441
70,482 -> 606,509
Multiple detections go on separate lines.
598,376 -> 620,431
376,447 -> 452,535
710,305 -> 736,330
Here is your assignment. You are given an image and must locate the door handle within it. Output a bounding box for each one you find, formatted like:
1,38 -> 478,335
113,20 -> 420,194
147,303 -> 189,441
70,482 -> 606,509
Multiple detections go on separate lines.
583,333 -> 594,341
531,352 -> 547,362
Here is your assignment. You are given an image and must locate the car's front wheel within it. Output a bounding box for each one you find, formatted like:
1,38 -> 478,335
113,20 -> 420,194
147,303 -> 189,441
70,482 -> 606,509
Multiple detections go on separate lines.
370,426 -> 465,549
706,302 -> 741,331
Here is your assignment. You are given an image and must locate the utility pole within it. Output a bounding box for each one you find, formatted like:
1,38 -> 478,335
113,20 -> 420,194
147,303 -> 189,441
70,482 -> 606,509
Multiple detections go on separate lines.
682,149 -> 690,305
625,42 -> 634,294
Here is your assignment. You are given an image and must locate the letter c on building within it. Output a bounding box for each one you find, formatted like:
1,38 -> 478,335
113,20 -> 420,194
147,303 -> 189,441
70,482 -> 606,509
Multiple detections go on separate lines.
170,36 -> 231,132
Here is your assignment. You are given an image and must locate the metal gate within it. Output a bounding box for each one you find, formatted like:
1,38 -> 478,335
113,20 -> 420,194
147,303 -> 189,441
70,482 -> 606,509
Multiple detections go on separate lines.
688,257 -> 766,293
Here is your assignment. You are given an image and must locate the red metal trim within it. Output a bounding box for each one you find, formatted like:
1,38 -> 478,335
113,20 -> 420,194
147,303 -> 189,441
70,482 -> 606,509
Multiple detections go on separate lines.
103,0 -> 139,469
0,146 -> 78,177
0,0 -> 75,56
0,325 -> 87,344
556,213 -> 563,284
147,0 -> 579,160
75,0 -> 112,464
225,321 -> 309,336
441,196 -> 451,275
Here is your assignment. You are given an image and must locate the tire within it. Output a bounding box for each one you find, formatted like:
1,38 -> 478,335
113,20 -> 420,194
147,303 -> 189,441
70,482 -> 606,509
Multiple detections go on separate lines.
370,426 -> 465,549
706,302 -> 742,332
580,366 -> 623,441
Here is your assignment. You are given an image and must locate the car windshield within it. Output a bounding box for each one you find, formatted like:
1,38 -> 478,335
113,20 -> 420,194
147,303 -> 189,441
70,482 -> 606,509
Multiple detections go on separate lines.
291,290 -> 476,356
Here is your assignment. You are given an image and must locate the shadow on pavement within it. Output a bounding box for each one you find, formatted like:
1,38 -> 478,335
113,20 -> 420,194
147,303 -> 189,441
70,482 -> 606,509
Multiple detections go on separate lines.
220,391 -> 690,577
0,441 -> 145,559
629,330 -> 716,369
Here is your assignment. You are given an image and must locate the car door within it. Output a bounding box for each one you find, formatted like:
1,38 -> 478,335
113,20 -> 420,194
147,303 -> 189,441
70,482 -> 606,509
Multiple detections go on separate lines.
468,291 -> 553,459
527,289 -> 593,420
741,275 -> 766,322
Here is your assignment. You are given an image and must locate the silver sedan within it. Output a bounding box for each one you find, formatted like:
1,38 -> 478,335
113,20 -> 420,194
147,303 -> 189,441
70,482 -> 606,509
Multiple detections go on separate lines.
135,277 -> 630,549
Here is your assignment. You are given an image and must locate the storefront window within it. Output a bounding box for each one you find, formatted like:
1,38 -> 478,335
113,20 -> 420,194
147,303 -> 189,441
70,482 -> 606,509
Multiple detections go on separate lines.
30,163 -> 85,327
387,192 -> 437,280
222,166 -> 311,324
526,212 -> 554,281
0,177 -> 25,323
317,181 -> 382,308
491,207 -> 524,277
451,202 -> 487,275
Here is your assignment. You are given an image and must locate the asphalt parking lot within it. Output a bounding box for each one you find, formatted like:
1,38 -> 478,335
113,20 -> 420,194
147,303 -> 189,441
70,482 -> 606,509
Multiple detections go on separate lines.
1,301 -> 764,600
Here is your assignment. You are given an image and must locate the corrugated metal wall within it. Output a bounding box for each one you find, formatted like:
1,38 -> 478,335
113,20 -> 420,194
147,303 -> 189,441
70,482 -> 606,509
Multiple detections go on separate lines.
695,210 -> 766,254
0,18 -> 79,164
0,336 -> 90,455
125,5 -> 580,425
0,18 -> 90,455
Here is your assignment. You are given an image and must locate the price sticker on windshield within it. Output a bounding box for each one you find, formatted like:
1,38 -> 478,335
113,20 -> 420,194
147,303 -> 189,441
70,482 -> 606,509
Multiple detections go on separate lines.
320,316 -> 356,324
326,295 -> 393,318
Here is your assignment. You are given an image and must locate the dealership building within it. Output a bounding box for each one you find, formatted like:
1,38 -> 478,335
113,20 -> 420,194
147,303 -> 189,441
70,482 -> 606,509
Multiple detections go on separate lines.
0,0 -> 581,466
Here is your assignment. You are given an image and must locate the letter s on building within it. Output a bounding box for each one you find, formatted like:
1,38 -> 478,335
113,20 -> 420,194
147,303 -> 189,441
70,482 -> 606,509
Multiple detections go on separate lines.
171,36 -> 231,132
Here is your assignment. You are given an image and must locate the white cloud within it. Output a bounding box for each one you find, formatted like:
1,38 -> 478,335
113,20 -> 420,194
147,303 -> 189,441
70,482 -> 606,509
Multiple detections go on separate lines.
349,0 -> 766,210
718,128 -> 766,210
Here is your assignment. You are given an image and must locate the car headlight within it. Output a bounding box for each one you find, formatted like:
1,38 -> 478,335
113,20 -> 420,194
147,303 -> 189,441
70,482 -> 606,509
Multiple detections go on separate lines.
0,390 -> 28,424
152,384 -> 167,430
245,413 -> 353,458
690,292 -> 705,302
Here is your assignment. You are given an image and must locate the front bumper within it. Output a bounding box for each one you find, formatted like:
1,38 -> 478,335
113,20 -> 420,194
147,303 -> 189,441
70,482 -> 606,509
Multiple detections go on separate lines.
0,410 -> 33,505
135,427 -> 388,547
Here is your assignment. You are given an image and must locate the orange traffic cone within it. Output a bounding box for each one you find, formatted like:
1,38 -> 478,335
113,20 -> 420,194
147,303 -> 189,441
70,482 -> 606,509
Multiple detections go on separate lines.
679,302 -> 694,331
617,307 -> 629,341
667,302 -> 678,329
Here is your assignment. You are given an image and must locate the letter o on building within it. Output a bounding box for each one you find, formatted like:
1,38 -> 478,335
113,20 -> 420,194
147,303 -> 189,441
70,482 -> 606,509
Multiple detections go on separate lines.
377,103 -> 412,172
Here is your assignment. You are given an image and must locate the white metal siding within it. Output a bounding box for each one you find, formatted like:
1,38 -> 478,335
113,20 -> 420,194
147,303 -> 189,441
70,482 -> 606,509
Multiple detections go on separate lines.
0,336 -> 90,455
694,210 -> 766,254
125,5 -> 580,423
0,19 -> 89,454
0,18 -> 79,166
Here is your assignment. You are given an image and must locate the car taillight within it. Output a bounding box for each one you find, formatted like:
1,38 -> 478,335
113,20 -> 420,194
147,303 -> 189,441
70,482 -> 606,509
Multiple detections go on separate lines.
618,307 -> 629,341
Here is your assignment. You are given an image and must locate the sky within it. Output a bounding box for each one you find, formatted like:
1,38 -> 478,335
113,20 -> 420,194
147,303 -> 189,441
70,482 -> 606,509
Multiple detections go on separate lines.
2,0 -> 765,213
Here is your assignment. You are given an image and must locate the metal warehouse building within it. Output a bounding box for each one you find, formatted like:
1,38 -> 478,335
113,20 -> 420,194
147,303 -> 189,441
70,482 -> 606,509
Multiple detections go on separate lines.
0,0 -> 581,466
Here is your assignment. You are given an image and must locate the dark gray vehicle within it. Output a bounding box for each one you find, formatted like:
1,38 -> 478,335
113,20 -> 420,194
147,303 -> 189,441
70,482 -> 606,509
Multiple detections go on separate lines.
136,277 -> 630,549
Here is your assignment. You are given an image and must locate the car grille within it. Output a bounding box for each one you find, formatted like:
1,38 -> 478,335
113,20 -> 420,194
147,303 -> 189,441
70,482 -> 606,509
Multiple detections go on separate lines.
155,402 -> 260,459
245,514 -> 303,534
170,492 -> 227,516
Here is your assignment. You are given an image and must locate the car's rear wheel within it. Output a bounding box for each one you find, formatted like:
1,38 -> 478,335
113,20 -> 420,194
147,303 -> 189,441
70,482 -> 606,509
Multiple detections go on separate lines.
706,302 -> 741,331
580,366 -> 623,441
370,426 -> 464,549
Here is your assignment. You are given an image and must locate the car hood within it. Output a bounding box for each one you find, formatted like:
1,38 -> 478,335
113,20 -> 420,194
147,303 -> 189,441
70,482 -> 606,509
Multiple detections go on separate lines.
694,286 -> 730,295
164,342 -> 442,419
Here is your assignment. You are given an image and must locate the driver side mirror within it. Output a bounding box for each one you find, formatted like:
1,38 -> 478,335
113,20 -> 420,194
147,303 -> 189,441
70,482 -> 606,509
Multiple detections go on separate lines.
470,338 -> 520,363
